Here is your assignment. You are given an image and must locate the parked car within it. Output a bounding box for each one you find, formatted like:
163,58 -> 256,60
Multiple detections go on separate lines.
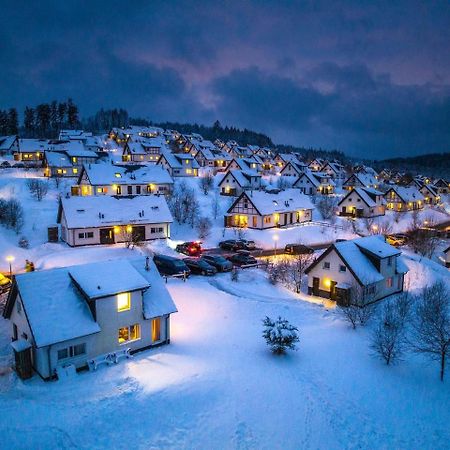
219,239 -> 256,251
284,244 -> 314,255
219,239 -> 239,251
0,272 -> 11,293
175,241 -> 202,256
153,254 -> 190,277
201,255 -> 233,272
227,252 -> 258,268
183,258 -> 217,275
386,234 -> 408,247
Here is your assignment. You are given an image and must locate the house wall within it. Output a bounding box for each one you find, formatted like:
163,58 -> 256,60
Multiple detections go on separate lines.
294,176 -> 318,195
338,193 -> 385,217
280,163 -> 299,177
79,182 -> 172,196
219,173 -> 244,196
385,190 -> 424,212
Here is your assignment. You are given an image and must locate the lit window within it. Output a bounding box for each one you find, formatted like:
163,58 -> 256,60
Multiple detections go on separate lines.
118,324 -> 140,344
117,292 -> 131,312
152,318 -> 161,342
115,173 -> 121,178
72,157 -> 77,163
386,277 -> 393,288
186,169 -> 192,174
73,168 -> 78,174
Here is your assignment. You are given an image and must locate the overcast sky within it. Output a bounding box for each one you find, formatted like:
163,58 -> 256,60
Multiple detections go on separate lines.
1,0 -> 449,158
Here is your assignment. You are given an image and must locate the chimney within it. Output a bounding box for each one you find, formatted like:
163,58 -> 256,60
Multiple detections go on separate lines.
145,256 -> 150,271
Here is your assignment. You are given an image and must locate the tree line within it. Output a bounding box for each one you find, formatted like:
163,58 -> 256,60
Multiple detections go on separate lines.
0,108 -> 18,136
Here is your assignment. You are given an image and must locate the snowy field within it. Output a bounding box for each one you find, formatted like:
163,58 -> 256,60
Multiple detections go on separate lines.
0,168 -> 449,449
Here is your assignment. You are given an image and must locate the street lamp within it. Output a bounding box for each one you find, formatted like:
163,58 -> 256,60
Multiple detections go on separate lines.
273,235 -> 279,256
6,255 -> 15,277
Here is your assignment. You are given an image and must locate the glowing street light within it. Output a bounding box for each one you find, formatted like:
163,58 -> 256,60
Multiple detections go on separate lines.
6,255 -> 15,277
273,234 -> 279,256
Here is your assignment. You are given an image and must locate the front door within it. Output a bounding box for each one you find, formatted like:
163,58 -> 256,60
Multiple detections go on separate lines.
312,277 -> 320,296
342,206 -> 346,214
132,226 -> 146,241
330,281 -> 337,300
100,228 -> 115,244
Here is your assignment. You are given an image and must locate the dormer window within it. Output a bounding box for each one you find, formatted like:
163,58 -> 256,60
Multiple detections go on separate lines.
115,173 -> 121,178
117,292 -> 131,312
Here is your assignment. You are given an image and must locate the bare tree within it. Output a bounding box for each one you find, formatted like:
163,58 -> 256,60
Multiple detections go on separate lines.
410,281 -> 450,381
377,219 -> 393,236
199,172 -> 214,195
371,295 -> 410,365
211,191 -> 221,220
27,179 -> 49,201
1,198 -> 25,234
119,227 -> 143,249
196,216 -> 212,240
407,216 -> 440,258
316,196 -> 338,221
363,217 -> 376,234
339,283 -> 376,329
168,181 -> 199,227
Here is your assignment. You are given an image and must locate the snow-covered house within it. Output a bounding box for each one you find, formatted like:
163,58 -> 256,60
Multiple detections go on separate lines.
273,153 -> 297,168
343,173 -> 380,191
57,195 -> 173,246
280,160 -> 308,177
305,236 -> 408,305
293,171 -> 335,195
0,135 -> 19,156
338,187 -> 386,218
122,136 -> 167,163
3,257 -> 177,380
419,184 -> 440,205
433,178 -> 449,195
218,169 -> 262,196
157,152 -> 199,177
72,164 -> 173,196
14,139 -> 47,163
307,158 -> 325,172
44,152 -> 79,177
384,186 -> 424,212
321,161 -> 346,179
225,189 -> 313,229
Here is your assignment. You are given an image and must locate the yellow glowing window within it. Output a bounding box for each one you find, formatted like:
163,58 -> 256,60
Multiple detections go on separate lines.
118,324 -> 140,344
186,169 -> 192,174
73,168 -> 78,174
152,318 -> 161,342
72,157 -> 77,163
185,160 -> 189,164
117,292 -> 130,312
115,173 -> 121,178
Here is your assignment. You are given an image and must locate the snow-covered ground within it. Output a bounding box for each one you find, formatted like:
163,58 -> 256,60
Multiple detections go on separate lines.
0,168 -> 449,449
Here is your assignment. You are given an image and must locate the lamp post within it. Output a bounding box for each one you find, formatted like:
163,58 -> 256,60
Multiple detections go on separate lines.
6,255 -> 15,277
273,235 -> 279,256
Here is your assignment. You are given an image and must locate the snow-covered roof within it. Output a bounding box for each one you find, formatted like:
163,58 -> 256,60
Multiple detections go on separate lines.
18,139 -> 49,152
0,135 -> 17,150
341,187 -> 385,208
236,189 -> 314,215
219,169 -> 260,187
160,151 -> 200,169
386,186 -> 424,203
345,173 -> 378,187
45,151 -> 72,166
13,267 -> 101,347
130,258 -> 178,319
69,260 -> 150,299
82,163 -> 173,186
60,195 -> 173,229
353,235 -> 400,259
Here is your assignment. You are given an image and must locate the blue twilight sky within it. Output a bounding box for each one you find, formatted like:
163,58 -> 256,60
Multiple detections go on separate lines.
1,0 -> 449,158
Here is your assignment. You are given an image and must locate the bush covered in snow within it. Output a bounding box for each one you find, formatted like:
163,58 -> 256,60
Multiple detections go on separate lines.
262,316 -> 299,355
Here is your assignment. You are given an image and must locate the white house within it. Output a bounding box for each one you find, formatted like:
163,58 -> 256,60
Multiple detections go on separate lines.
307,158 -> 325,172
225,188 -> 314,229
321,161 -> 346,179
384,186 -> 425,212
419,184 -> 440,205
2,257 -> 177,380
343,173 -> 380,191
57,195 -> 173,246
72,163 -> 173,196
293,171 -> 335,195
157,152 -> 199,177
280,160 -> 308,177
218,169 -> 262,196
433,179 -> 449,195
14,139 -> 47,163
0,135 -> 19,156
122,136 -> 168,163
305,236 -> 408,305
338,187 -> 386,218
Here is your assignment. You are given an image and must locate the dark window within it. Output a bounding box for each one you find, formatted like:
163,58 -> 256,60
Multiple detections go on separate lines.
73,343 -> 86,356
136,186 -> 141,194
86,232 -> 94,238
127,186 -> 132,195
323,262 -> 330,270
339,265 -> 346,272
387,257 -> 393,266
78,232 -> 85,239
58,348 -> 68,360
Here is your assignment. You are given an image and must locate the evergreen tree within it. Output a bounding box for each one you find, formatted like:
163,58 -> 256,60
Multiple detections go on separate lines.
57,101 -> 67,127
24,107 -> 35,137
35,103 -> 51,137
0,110 -> 8,135
262,316 -> 300,355
67,98 -> 79,127
50,100 -> 59,136
7,108 -> 18,135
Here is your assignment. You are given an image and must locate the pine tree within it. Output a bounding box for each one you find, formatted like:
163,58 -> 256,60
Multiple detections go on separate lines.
24,107 -> 35,137
50,100 -> 59,136
57,102 -> 67,127
67,98 -> 79,127
35,103 -> 51,137
0,110 -> 8,135
262,316 -> 300,355
6,108 -> 18,134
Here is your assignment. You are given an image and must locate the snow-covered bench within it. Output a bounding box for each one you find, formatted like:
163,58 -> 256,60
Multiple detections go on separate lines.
112,348 -> 132,364
88,349 -> 132,371
88,353 -> 115,371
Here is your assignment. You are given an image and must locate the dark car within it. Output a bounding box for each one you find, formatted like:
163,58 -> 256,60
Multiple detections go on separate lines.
219,239 -> 256,251
284,244 -> 314,255
175,241 -> 202,256
153,254 -> 190,277
227,253 -> 258,268
219,239 -> 239,250
184,258 -> 217,275
201,255 -> 233,272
